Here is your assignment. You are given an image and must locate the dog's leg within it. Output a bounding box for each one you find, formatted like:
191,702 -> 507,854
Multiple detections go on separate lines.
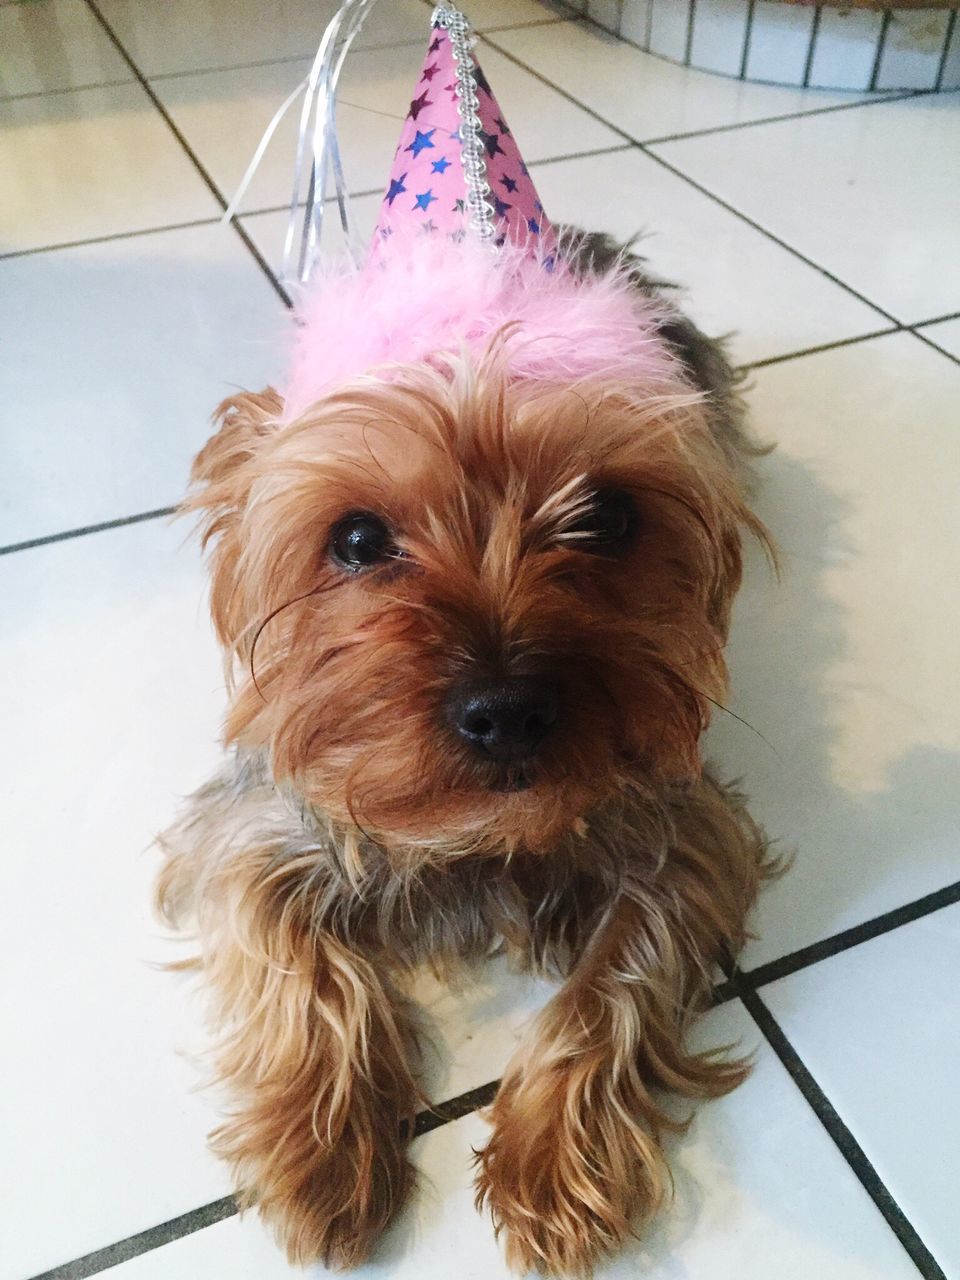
476,779 -> 767,1276
158,835 -> 418,1269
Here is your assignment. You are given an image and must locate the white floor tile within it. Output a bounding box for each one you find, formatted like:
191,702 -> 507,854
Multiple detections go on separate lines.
93,0 -> 565,81
652,94 -> 960,324
467,0 -> 576,25
0,82 -> 220,255
100,1002 -> 919,1280
528,149 -> 887,365
0,520 -> 230,1280
917,315 -> 960,361
0,222 -> 284,548
0,0 -> 131,98
765,903 -> 960,1278
488,19 -> 874,142
153,42 -> 620,217
95,0 -> 428,78
705,333 -> 960,966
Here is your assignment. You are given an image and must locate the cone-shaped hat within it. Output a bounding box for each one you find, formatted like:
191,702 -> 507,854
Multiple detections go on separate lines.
283,4 -> 678,420
369,5 -> 555,260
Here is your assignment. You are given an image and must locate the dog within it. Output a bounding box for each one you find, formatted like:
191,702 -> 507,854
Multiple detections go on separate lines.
156,229 -> 774,1275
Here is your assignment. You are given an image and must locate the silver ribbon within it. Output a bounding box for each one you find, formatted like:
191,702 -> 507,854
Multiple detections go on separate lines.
222,3 -> 494,283
221,0 -> 382,284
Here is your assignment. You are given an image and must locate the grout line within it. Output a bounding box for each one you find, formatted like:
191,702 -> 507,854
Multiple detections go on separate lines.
413,1079 -> 500,1137
739,0 -> 756,80
869,10 -> 893,93
639,90 -> 921,147
145,37 -> 427,83
82,0 -> 292,310
909,325 -> 960,368
911,308 -> 960,328
0,217 -> 223,263
479,30 -> 900,325
800,5 -> 822,90
26,1197 -> 240,1280
739,879 -> 960,990
739,987 -> 947,1280
935,10 -> 957,92
684,0 -> 698,67
0,75 -> 135,104
637,147 -> 899,324
0,508 -> 177,558
740,326 -> 902,371
526,140 -> 633,167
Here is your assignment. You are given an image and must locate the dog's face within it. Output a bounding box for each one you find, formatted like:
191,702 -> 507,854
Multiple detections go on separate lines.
192,349 -> 755,856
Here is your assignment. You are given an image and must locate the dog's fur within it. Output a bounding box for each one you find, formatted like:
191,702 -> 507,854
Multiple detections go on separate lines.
157,232 -> 774,1275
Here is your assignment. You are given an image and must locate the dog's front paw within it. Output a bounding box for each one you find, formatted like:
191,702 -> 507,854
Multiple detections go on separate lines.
474,1070 -> 667,1276
219,1108 -> 415,1270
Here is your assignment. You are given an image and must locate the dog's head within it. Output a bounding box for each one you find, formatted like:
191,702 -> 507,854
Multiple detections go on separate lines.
189,329 -> 763,858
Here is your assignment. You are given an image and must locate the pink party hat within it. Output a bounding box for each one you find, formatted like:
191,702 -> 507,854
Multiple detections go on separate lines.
284,3 -> 679,421
369,5 -> 556,260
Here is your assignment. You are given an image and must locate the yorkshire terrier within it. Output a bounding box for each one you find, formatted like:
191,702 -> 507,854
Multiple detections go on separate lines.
157,229 -> 773,1275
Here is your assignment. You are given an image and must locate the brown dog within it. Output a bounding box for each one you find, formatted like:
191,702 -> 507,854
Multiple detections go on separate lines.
157,231 -> 774,1275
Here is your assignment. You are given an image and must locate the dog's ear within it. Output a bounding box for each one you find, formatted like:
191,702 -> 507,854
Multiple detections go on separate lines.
185,389 -> 283,654
186,388 -> 282,543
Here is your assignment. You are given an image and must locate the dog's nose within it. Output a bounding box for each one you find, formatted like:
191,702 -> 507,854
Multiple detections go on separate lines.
447,677 -> 559,762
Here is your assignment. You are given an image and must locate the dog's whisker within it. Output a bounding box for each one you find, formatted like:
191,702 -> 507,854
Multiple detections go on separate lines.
700,693 -> 782,761
248,583 -> 333,700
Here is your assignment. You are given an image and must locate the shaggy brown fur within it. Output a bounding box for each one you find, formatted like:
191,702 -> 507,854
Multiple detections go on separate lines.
157,233 -> 774,1275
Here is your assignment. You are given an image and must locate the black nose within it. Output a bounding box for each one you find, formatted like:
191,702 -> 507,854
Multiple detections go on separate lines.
447,677 -> 560,762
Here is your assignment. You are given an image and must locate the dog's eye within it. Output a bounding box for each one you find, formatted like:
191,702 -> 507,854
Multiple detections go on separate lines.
568,489 -> 638,554
329,512 -> 397,571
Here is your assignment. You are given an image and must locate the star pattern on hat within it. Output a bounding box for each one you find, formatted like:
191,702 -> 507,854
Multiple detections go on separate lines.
405,128 -> 436,158
371,25 -> 555,259
385,173 -> 407,205
409,91 -> 432,121
478,128 -> 505,159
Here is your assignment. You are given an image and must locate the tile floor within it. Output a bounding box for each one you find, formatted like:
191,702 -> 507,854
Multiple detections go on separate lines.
1,3 -> 958,1279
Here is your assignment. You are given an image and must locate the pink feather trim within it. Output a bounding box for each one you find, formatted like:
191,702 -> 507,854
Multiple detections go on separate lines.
283,237 -> 682,420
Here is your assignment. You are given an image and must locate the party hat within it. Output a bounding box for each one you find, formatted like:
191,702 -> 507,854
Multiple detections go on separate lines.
369,5 -> 555,260
273,2 -> 676,422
